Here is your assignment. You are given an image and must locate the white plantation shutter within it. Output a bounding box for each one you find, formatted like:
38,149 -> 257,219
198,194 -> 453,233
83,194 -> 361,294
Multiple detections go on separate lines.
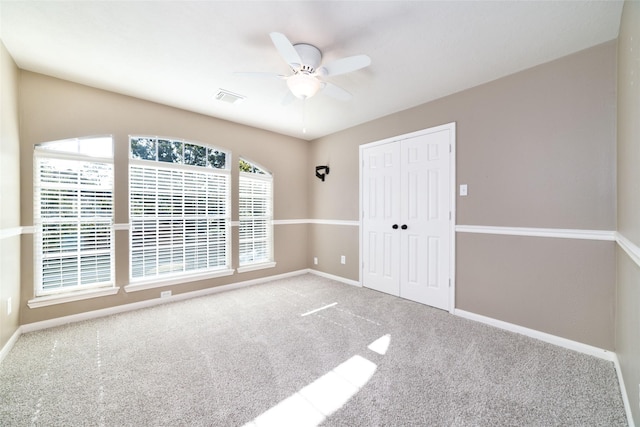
239,170 -> 273,266
129,163 -> 230,280
34,152 -> 114,295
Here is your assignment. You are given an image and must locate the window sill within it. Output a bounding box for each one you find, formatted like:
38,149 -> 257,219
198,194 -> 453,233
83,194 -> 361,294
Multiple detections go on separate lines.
28,286 -> 120,309
124,268 -> 235,292
237,261 -> 277,274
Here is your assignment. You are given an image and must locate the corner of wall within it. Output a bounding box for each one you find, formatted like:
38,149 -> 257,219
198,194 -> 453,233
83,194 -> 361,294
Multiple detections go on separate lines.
0,39 -> 23,351
615,1 -> 640,425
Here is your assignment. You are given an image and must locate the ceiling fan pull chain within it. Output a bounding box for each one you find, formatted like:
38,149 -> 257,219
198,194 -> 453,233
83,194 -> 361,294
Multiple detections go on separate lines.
302,98 -> 307,134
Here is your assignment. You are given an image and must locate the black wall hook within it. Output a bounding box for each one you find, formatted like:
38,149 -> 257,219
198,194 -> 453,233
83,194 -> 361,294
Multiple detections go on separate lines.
316,165 -> 330,182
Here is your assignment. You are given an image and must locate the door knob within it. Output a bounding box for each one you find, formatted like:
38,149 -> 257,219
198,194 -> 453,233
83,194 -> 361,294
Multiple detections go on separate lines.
392,224 -> 399,229
401,224 -> 408,230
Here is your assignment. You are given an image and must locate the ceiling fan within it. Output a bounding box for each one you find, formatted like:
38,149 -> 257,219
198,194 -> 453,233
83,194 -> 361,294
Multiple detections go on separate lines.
237,32 -> 371,102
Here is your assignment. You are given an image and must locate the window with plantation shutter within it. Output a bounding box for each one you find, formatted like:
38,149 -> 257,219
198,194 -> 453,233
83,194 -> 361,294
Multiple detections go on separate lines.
34,137 -> 114,296
129,137 -> 231,282
238,159 -> 274,271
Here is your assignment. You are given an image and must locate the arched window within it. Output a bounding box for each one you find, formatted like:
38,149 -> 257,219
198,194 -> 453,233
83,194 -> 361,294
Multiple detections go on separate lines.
129,136 -> 231,281
238,158 -> 275,271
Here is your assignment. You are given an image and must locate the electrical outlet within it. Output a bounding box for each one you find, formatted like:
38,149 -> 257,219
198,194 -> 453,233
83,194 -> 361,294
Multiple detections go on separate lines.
313,257 -> 318,265
7,297 -> 11,316
341,255 -> 346,264
160,290 -> 172,298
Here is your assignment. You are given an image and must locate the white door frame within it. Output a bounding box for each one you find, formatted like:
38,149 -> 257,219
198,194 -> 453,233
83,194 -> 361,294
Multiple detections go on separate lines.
359,122 -> 456,313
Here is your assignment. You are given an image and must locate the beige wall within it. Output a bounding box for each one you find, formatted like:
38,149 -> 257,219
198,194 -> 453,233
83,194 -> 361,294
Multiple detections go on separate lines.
0,40 -> 21,350
309,224 -> 358,280
616,1 -> 640,423
457,234 -> 615,349
18,72 -> 310,324
309,41 -> 617,349
310,40 -> 616,228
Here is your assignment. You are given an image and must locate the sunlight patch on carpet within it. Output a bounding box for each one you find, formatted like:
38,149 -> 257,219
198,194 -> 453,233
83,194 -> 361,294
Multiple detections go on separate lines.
244,354 -> 377,427
367,334 -> 391,355
301,302 -> 338,317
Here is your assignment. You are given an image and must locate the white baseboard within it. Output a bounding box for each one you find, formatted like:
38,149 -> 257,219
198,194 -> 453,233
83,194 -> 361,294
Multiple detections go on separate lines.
308,269 -> 361,287
453,309 -> 615,361
20,269 -> 310,334
612,353 -> 636,427
0,327 -> 22,365
453,310 -> 634,426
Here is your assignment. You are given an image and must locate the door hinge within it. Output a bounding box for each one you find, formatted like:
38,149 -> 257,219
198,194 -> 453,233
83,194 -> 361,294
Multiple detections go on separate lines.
449,278 -> 451,288
449,211 -> 452,220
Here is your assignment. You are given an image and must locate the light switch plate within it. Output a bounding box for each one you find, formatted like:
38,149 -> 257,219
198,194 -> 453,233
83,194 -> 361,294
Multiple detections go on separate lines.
460,184 -> 468,196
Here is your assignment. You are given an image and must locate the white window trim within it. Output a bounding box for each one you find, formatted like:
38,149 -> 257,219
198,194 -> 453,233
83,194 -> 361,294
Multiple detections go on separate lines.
237,261 -> 277,274
33,139 -> 115,299
28,286 -> 120,309
124,268 -> 235,292
128,138 -> 233,283
239,167 -> 274,268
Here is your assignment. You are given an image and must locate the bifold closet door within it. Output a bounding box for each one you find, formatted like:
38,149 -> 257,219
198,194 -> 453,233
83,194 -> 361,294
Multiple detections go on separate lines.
398,132 -> 450,310
361,141 -> 402,297
361,127 -> 451,311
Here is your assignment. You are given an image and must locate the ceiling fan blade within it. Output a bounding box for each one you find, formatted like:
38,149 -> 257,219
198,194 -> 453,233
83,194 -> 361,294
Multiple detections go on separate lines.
234,72 -> 286,79
318,54 -> 371,77
269,32 -> 302,69
321,82 -> 352,101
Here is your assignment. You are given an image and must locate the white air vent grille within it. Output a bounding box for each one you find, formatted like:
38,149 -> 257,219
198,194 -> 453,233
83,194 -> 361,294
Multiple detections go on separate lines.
215,89 -> 245,104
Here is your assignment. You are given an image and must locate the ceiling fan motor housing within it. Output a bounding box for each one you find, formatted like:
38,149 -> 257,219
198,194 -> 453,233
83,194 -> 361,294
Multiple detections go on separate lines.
292,43 -> 322,73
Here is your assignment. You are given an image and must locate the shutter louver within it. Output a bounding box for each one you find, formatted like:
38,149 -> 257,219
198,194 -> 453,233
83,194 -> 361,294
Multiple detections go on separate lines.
239,171 -> 272,266
35,155 -> 114,294
130,163 -> 230,280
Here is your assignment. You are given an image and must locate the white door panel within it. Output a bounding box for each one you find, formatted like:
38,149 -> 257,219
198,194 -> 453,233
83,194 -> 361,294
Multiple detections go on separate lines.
399,131 -> 451,309
361,125 -> 453,311
361,142 -> 401,296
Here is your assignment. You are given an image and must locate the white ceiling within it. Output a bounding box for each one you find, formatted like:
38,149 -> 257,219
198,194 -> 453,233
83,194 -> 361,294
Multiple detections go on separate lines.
0,1 -> 624,141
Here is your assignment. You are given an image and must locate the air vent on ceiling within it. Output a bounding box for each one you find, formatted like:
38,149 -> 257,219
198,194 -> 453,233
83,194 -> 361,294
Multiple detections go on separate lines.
214,89 -> 245,104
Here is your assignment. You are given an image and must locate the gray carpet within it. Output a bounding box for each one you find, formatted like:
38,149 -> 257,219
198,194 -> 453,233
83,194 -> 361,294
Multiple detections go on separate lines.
0,274 -> 628,426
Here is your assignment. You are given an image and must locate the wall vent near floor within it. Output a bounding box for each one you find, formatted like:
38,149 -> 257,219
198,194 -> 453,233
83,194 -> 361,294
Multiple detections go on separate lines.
214,89 -> 245,104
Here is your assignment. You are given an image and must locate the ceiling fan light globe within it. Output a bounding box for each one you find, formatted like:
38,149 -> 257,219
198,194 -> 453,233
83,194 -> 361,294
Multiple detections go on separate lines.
287,73 -> 321,99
